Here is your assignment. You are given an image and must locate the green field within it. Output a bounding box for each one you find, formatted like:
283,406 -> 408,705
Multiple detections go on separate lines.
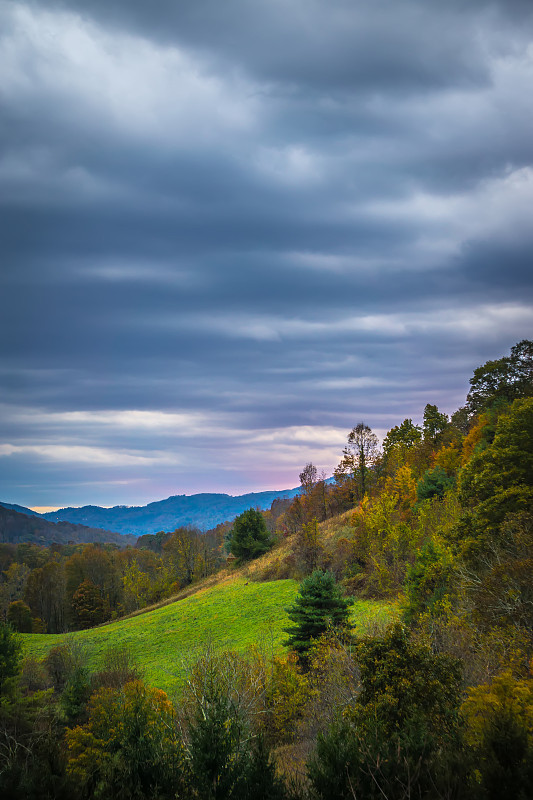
22,578 -> 395,694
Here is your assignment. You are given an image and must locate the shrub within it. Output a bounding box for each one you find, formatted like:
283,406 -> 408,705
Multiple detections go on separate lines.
403,539 -> 455,624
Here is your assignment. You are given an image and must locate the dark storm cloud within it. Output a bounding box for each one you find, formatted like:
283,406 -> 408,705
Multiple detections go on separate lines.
1,0 -> 533,506
31,0 -> 530,90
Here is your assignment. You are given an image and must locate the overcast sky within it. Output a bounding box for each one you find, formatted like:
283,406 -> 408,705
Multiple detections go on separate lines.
1,0 -> 533,509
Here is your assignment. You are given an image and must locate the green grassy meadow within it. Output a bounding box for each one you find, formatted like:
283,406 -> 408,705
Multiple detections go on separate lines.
22,578 -> 395,694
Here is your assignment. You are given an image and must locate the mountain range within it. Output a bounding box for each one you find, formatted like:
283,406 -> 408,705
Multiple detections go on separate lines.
0,486 -> 302,537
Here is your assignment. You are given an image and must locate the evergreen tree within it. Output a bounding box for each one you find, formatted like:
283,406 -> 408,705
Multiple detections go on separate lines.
416,464 -> 455,501
423,403 -> 449,444
229,508 -> 272,564
188,688 -> 248,800
284,570 -> 352,667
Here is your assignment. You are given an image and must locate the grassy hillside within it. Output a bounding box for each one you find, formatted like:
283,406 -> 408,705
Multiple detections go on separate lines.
22,576 -> 395,694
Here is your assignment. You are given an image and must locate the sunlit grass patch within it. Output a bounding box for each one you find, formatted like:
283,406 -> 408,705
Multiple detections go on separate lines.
22,578 -> 395,694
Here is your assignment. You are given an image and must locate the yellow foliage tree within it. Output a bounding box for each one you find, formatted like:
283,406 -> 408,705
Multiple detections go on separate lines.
265,655 -> 310,743
122,560 -> 152,612
385,462 -> 417,513
460,413 -> 489,466
66,680 -> 185,799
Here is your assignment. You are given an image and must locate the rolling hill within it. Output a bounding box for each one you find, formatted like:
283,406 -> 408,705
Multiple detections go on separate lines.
21,576 -> 394,693
0,506 -> 136,547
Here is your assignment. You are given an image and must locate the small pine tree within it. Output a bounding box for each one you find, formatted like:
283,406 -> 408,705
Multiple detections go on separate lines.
284,570 -> 352,667
61,665 -> 92,724
416,465 -> 455,502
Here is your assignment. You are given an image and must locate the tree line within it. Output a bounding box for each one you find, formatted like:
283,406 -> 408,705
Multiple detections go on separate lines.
0,526 -> 226,634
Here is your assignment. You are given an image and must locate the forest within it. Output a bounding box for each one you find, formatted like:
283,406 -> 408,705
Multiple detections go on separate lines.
0,339 -> 532,799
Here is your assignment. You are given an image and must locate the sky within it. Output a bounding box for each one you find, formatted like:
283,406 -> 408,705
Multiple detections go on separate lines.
1,0 -> 533,509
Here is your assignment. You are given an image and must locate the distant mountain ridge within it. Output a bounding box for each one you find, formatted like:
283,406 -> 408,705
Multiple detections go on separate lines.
0,506 -> 136,547
33,487 -> 303,536
0,502 -> 43,517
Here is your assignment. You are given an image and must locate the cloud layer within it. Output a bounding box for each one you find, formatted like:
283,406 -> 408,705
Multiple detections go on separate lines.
1,0 -> 533,506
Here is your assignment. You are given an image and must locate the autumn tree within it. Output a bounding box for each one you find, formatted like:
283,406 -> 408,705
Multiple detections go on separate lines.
24,560 -> 66,633
299,463 -> 329,523
335,423 -> 380,503
122,560 -> 152,612
71,579 -> 107,629
455,397 -> 533,562
355,624 -> 462,740
66,680 -> 185,800
294,518 -> 323,575
309,625 -> 465,800
300,463 -> 318,495
65,545 -> 122,624
462,671 -> 533,799
0,562 -> 30,621
264,655 -> 310,744
280,496 -> 306,536
6,600 -> 33,633
163,527 -> 203,587
136,530 -> 169,553
382,418 -> 424,487
382,418 -> 422,460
